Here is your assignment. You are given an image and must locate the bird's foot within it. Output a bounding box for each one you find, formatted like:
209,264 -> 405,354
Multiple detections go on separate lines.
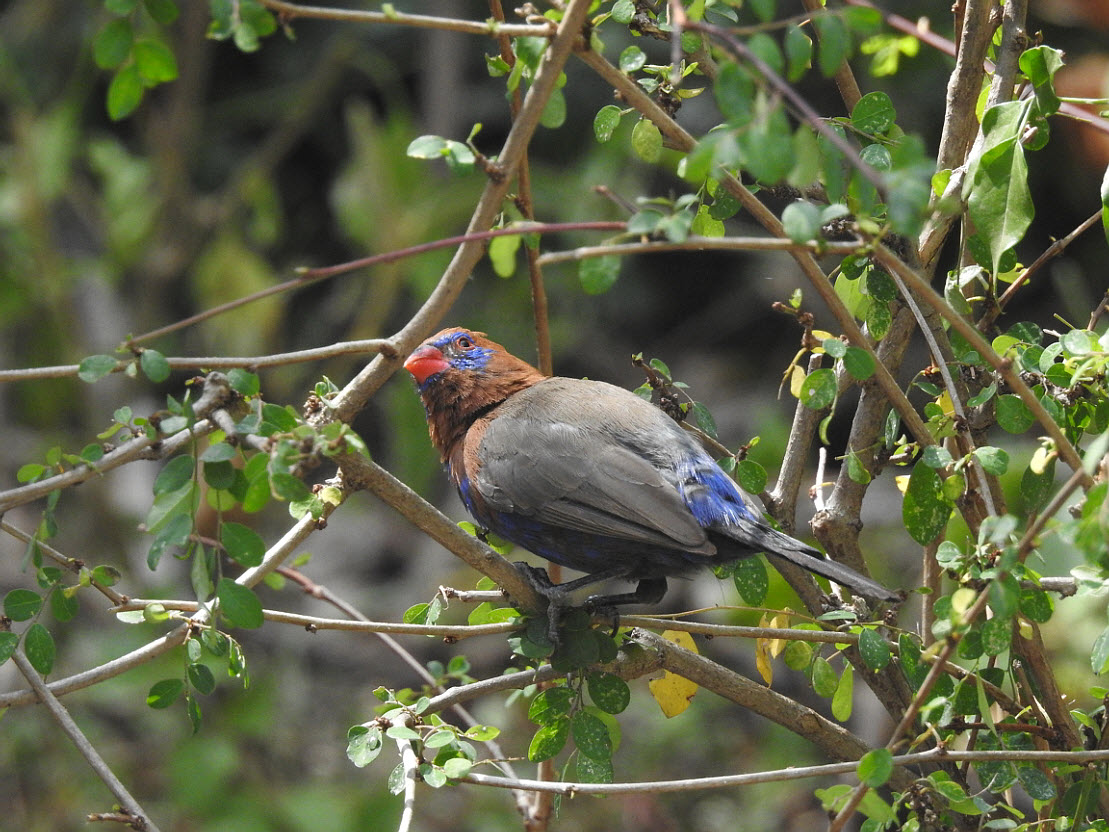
511,562 -> 572,646
583,597 -> 620,637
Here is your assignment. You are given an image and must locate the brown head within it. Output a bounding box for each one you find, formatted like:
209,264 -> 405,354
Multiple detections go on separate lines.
404,328 -> 545,460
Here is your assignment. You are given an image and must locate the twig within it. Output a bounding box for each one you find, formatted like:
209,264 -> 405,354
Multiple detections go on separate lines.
0,418 -> 215,514
981,208 -> 1103,329
869,243 -> 1092,488
325,0 -> 595,425
535,236 -> 864,266
11,647 -> 164,832
575,47 -> 937,455
106,599 -> 517,639
463,747 -> 1109,795
258,0 -> 551,38
829,590 -> 990,831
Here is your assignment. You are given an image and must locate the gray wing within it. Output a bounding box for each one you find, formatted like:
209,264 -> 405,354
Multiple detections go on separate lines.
473,411 -> 715,555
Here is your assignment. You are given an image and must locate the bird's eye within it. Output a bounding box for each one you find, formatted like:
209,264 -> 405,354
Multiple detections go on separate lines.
456,335 -> 474,350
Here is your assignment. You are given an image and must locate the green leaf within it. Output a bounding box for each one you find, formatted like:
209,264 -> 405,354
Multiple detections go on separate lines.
347,725 -> 383,767
78,354 -> 119,383
593,104 -> 622,143
1101,163 -> 1109,250
571,710 -> 612,761
733,556 -> 769,606
966,101 -> 1034,276
187,662 -> 216,695
270,471 -> 311,502
741,103 -> 793,183
784,24 -> 812,82
798,367 -> 837,410
586,672 -> 631,714
579,255 -> 621,295
220,522 -> 266,567
107,64 -> 144,120
813,12 -> 850,77
140,348 -> 171,383
0,631 -> 19,665
24,623 -> 55,675
781,201 -> 822,243
528,687 -> 574,724
1019,586 -> 1053,623
133,39 -> 178,84
1016,761 -> 1056,800
995,394 -> 1035,433
842,346 -> 875,380
851,91 -> 896,135
527,719 -> 569,762
94,19 -> 134,70
831,663 -> 853,721
619,45 -> 646,73
144,0 -> 180,23
972,446 -> 1009,476
407,135 -> 448,159
216,578 -> 264,629
576,754 -> 614,784
488,233 -> 520,277
857,747 -> 893,787
736,458 -> 767,494
858,627 -> 891,671
1093,625 -> 1109,674
4,589 -> 43,622
1018,45 -> 1064,117
715,61 -> 754,124
540,88 -> 566,129
902,462 -> 951,544
980,616 -> 1012,655
630,118 -> 662,163
812,656 -> 838,697
228,367 -> 260,397
147,678 -> 185,709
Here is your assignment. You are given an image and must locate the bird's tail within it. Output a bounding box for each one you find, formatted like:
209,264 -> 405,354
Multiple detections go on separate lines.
766,541 -> 900,602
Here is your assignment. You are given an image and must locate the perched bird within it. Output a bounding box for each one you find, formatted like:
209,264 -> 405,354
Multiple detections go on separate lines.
404,327 -> 898,621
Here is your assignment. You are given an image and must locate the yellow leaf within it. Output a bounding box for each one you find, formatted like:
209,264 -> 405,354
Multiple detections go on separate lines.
648,630 -> 699,718
788,363 -> 806,398
755,638 -> 773,685
1030,445 -> 1056,475
768,613 -> 789,658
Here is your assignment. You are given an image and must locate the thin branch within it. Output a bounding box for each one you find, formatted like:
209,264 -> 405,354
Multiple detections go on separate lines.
631,629 -> 909,784
463,747 -> 1109,796
1,521 -> 127,606
335,454 -> 543,612
981,208 -> 1103,329
11,647 -> 164,832
258,0 -> 551,38
576,46 -> 937,456
0,418 -> 215,514
869,243 -> 1093,487
799,0 -> 862,111
536,236 -> 864,266
107,599 -> 517,639
885,267 -> 998,519
325,0 -> 595,425
829,590 -> 990,831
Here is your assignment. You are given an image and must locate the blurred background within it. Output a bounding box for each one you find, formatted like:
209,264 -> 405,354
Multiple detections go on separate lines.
1,0 -> 1108,829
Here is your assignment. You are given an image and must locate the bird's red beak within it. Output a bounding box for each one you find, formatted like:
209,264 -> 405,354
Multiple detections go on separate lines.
404,345 -> 450,385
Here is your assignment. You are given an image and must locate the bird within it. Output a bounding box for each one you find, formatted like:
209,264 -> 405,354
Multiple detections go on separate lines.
404,327 -> 898,628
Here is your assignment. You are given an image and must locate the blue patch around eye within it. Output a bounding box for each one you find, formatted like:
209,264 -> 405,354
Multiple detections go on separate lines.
431,332 -> 493,373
